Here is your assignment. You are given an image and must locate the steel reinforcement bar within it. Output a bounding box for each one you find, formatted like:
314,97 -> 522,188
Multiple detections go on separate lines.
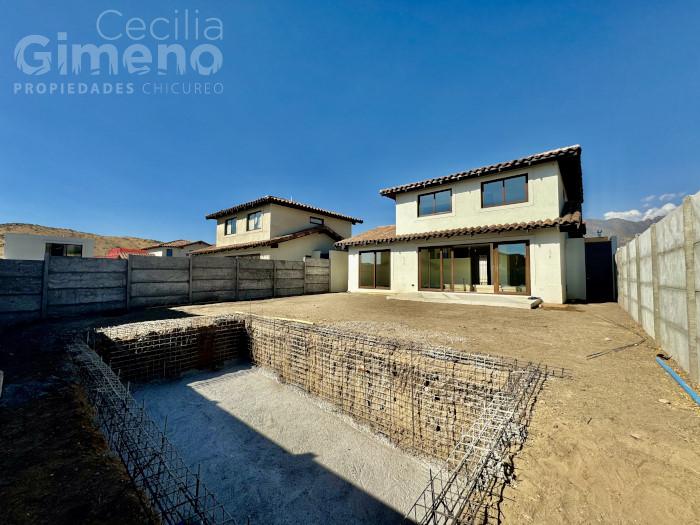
70,341 -> 236,525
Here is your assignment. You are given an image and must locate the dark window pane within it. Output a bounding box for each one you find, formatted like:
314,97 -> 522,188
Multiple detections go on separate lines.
498,243 -> 527,293
504,176 -> 527,204
225,218 -> 236,235
434,190 -> 452,213
429,248 -> 441,289
419,249 -> 430,288
65,244 -> 82,257
359,252 -> 375,287
482,180 -> 502,207
47,243 -> 65,256
166,248 -> 173,257
310,216 -> 324,225
418,194 -> 434,216
452,247 -> 472,291
375,251 -> 391,287
247,211 -> 262,231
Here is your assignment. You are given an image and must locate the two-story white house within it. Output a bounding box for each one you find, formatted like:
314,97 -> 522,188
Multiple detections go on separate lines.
336,145 -> 587,304
192,196 -> 363,260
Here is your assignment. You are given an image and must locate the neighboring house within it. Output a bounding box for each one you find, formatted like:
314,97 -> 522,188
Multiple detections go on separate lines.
192,196 -> 363,260
145,240 -> 211,257
336,145 -> 587,304
105,247 -> 150,259
0,232 -> 94,260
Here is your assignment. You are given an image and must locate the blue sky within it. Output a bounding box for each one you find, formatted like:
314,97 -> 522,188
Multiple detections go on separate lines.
1,1 -> 698,242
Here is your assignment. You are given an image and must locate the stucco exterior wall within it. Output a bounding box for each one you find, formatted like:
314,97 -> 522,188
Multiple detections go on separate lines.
2,233 -> 95,260
329,250 -> 349,292
347,228 -> 568,303
394,161 -> 564,235
565,237 -> 586,301
215,204 -> 273,247
148,243 -> 209,257
268,204 -> 354,238
199,233 -> 339,261
213,204 -> 355,249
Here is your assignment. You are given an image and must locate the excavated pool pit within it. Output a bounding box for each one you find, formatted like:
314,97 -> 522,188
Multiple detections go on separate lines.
78,313 -> 551,524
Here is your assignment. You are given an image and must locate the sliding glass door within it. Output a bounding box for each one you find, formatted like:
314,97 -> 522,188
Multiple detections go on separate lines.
418,242 -> 528,295
359,250 -> 391,288
495,242 -> 529,294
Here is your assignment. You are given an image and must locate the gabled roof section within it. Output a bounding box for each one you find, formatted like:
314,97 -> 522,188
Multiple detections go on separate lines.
191,225 -> 343,255
145,240 -> 211,249
205,195 -> 363,224
335,203 -> 584,248
379,145 -> 583,202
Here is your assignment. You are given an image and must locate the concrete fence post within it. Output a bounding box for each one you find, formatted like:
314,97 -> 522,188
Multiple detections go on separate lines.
188,257 -> 194,304
303,258 -> 307,295
235,257 -> 240,301
682,197 -> 699,382
272,260 -> 277,298
635,235 -> 642,324
126,255 -> 133,311
650,224 -> 661,342
41,253 -> 50,318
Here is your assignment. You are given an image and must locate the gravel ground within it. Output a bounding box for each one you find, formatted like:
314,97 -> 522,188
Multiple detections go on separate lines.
134,364 -> 432,525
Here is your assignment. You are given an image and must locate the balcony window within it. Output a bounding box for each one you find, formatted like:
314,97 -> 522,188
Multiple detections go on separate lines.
418,189 -> 452,217
481,175 -> 528,207
247,211 -> 263,231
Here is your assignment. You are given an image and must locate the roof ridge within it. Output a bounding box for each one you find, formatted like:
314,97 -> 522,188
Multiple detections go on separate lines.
204,196 -> 363,224
379,144 -> 581,197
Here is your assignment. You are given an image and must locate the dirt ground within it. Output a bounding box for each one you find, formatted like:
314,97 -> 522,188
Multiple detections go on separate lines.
1,293 -> 698,524
134,364 -> 432,524
174,293 -> 700,524
0,320 -> 157,525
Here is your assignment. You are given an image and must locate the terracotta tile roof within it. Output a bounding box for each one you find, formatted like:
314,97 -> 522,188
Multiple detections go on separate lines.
379,145 -> 582,198
336,204 -> 584,247
191,225 -> 344,255
145,240 -> 211,249
205,195 -> 363,224
105,247 -> 150,259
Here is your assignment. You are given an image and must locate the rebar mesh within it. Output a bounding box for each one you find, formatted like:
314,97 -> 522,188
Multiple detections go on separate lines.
77,313 -> 560,525
91,316 -> 247,382
70,341 -> 236,525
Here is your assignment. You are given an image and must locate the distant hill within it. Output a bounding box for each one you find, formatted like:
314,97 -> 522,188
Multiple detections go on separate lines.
584,217 -> 661,246
0,223 -> 161,257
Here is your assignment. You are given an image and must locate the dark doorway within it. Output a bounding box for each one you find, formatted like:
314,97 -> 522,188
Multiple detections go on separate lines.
585,239 -> 616,302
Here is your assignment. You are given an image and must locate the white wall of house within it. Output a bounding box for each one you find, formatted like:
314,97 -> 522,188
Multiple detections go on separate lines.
148,242 -> 209,257
329,250 -> 348,292
213,204 -> 355,249
215,204 -> 273,247
565,237 -> 587,301
269,204 -> 353,238
198,233 -> 338,261
347,229 -> 572,303
1,233 -> 94,260
394,161 -> 565,235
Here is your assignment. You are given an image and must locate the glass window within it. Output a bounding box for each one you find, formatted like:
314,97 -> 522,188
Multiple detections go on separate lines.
166,248 -> 173,257
247,211 -> 263,231
359,252 -> 375,287
482,175 -> 528,207
225,218 -> 236,235
310,216 -> 324,225
359,250 -> 391,288
45,243 -> 83,257
375,251 -> 391,288
497,242 -> 527,293
418,189 -> 452,216
65,244 -> 83,257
